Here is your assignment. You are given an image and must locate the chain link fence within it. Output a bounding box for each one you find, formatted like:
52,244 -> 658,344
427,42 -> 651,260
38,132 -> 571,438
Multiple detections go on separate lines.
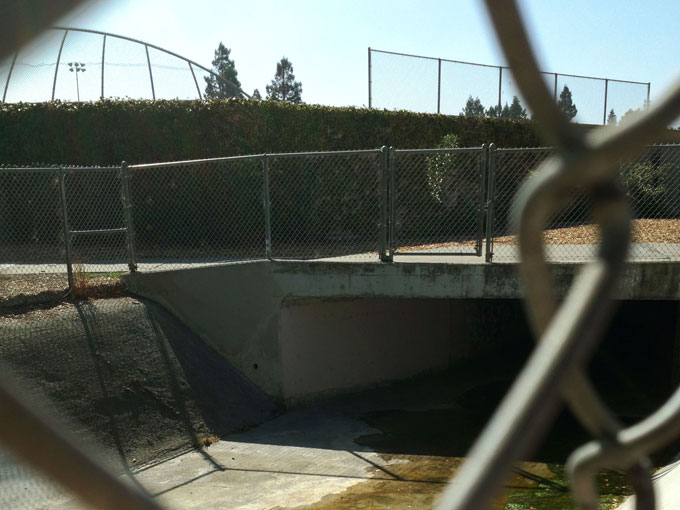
268,150 -> 384,259
129,156 -> 265,270
487,144 -> 680,262
369,48 -> 652,126
392,148 -> 486,256
3,145 -> 680,294
1,27 -> 241,103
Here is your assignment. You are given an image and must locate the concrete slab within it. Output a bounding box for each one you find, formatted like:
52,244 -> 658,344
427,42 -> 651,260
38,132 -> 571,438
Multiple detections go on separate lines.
47,403 -> 452,510
619,459 -> 680,509
4,242 -> 680,275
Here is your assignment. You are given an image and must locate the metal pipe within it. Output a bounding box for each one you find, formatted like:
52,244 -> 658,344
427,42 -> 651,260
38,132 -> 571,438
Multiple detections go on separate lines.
368,47 -> 372,108
388,147 -> 396,258
603,78 -> 609,125
58,171 -> 74,290
120,161 -> 138,272
476,144 -> 487,255
497,67 -> 502,115
101,34 -> 106,98
145,44 -> 155,100
437,58 -> 441,114
2,52 -> 17,103
484,143 -> 496,262
262,155 -> 272,260
52,29 -> 68,101
70,228 -> 127,235
379,146 -> 390,262
189,62 -> 202,100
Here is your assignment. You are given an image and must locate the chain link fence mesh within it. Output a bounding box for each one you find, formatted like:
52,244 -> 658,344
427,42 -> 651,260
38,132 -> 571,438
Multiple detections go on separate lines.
369,48 -> 652,125
64,168 -> 129,274
269,151 -> 383,259
392,148 -> 484,255
0,168 -> 66,277
129,157 -> 266,270
488,145 -> 680,262
3,145 -> 680,289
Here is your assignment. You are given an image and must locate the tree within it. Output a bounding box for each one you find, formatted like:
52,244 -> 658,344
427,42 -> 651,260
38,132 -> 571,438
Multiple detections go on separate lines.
607,109 -> 617,126
505,96 -> 528,120
252,88 -> 262,100
486,104 -> 501,117
557,85 -> 577,120
266,57 -> 302,102
204,42 -> 242,99
485,96 -> 527,120
461,96 -> 485,117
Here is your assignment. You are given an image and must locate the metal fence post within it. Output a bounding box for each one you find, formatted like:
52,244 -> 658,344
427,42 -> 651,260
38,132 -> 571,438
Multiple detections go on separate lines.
262,154 -> 273,260
437,58 -> 442,114
368,47 -> 372,108
58,169 -> 74,290
476,144 -> 487,255
379,146 -> 391,262
603,78 -> 609,125
485,144 -> 497,263
120,161 -> 138,272
497,67 -> 503,115
388,147 -> 396,259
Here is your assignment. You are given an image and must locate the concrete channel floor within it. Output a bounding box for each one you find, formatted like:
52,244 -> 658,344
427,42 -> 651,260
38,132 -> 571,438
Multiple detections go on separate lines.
52,409 -> 395,509
46,376 -> 472,510
38,359 -> 680,510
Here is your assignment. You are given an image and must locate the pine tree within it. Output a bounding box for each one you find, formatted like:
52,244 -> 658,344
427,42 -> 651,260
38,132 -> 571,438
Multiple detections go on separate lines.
486,104 -> 501,117
266,57 -> 302,102
506,96 -> 528,119
557,85 -> 578,120
252,89 -> 262,100
486,96 -> 527,119
461,96 -> 485,117
204,43 -> 242,99
607,109 -> 617,126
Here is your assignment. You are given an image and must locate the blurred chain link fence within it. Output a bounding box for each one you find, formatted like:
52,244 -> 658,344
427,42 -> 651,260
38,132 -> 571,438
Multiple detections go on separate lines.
0,27 -> 238,103
486,144 -> 680,262
3,145 -> 680,292
369,48 -> 652,126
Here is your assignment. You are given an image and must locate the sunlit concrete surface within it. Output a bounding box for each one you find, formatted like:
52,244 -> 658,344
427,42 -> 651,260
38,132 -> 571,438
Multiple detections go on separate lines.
48,404 -> 454,510
3,242 -> 680,275
619,459 -> 680,510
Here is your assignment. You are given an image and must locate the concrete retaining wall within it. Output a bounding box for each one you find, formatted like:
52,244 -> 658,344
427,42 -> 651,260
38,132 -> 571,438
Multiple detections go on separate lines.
123,260 -> 680,404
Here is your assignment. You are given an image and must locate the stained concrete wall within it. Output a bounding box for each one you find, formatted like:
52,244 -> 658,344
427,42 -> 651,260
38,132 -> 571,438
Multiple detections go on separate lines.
123,260 -> 680,404
279,298 -> 451,402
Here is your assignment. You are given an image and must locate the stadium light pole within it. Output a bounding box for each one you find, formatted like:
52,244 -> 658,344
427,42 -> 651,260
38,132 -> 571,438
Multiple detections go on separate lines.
67,62 -> 86,101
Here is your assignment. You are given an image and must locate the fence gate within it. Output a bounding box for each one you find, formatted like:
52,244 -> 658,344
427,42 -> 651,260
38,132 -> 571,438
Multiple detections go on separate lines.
60,165 -> 136,288
389,146 -> 487,257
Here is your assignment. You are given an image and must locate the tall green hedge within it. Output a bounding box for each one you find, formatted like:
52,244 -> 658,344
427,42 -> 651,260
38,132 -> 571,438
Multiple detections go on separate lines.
0,99 -> 546,165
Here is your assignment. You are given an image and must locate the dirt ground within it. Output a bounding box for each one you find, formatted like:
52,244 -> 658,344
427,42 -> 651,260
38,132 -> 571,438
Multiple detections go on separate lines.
0,296 -> 279,472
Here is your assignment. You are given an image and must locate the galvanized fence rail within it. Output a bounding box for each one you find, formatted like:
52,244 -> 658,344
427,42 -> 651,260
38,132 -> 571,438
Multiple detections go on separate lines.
4,143 -> 680,290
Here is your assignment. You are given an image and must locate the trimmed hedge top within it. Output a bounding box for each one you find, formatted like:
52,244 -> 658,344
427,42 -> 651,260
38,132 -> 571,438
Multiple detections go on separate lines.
0,99 -> 545,166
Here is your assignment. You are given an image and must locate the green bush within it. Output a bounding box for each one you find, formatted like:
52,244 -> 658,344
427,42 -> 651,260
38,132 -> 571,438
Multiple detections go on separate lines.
0,99 -> 545,165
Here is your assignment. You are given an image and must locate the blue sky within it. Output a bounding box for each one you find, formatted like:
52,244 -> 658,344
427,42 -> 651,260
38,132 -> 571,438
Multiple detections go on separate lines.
12,0 -> 680,123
